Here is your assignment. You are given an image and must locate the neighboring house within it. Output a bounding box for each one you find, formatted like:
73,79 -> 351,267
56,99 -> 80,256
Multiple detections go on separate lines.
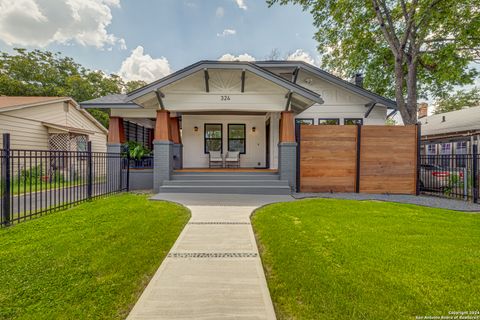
419,105 -> 480,158
0,96 -> 107,152
80,60 -> 397,192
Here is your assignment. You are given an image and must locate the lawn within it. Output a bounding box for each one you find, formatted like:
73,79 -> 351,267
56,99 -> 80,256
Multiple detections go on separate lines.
0,193 -> 190,319
252,199 -> 480,320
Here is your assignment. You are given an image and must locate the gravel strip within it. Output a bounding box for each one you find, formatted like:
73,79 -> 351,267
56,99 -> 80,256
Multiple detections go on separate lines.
294,193 -> 480,212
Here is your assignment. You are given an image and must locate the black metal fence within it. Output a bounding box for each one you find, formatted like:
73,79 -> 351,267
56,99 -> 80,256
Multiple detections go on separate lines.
128,156 -> 153,169
419,145 -> 479,203
1,134 -> 129,227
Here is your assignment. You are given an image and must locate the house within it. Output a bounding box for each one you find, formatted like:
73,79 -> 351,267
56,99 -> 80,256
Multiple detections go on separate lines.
419,104 -> 480,158
0,96 -> 107,152
80,60 -> 397,193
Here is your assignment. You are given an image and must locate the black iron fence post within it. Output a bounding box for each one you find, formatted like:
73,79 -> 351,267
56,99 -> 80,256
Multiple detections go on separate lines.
126,151 -> 130,192
416,123 -> 421,196
473,144 -> 478,203
295,122 -> 301,193
355,124 -> 361,193
2,133 -> 11,226
87,141 -> 93,200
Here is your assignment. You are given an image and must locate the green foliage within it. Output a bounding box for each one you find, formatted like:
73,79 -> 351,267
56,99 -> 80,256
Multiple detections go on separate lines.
124,80 -> 148,93
434,87 -> 480,114
19,165 -> 45,183
0,193 -> 190,319
268,0 -> 480,124
253,198 -> 480,319
0,48 -> 148,127
124,141 -> 151,160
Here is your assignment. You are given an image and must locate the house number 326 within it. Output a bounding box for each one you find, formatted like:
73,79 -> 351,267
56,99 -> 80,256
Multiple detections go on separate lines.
220,95 -> 231,101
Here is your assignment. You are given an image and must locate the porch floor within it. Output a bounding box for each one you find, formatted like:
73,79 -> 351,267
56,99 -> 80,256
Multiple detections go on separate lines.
174,168 -> 278,173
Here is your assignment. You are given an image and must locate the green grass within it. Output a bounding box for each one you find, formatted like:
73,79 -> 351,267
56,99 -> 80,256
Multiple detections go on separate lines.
252,199 -> 480,320
0,193 -> 190,319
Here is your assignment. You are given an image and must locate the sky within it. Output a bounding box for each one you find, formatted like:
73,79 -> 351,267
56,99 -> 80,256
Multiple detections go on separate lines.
0,0 -> 321,82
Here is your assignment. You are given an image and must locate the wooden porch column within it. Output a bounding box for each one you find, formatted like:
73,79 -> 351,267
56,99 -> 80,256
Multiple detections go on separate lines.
280,111 -> 295,142
108,116 -> 126,144
154,110 -> 172,142
169,117 -> 182,144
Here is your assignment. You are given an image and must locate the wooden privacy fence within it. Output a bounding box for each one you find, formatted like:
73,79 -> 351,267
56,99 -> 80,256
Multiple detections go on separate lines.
298,125 -> 419,194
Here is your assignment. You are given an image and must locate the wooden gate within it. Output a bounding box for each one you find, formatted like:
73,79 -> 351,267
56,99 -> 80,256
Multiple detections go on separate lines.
299,125 -> 418,194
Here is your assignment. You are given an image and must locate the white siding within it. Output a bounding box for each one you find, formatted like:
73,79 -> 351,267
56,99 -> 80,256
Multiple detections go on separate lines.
295,73 -> 387,124
0,101 -> 107,152
182,115 -> 268,168
0,115 -> 49,150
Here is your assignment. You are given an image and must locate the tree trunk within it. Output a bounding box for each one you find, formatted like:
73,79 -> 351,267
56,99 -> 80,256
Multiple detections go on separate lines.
405,57 -> 419,124
394,56 -> 418,125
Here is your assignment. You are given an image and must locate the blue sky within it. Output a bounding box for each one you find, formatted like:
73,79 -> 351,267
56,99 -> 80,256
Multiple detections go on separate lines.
0,0 -> 320,81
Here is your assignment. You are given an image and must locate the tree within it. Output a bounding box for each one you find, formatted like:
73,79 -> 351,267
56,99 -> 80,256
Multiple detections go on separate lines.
124,80 -> 147,93
434,87 -> 480,114
268,0 -> 480,124
0,48 -> 147,127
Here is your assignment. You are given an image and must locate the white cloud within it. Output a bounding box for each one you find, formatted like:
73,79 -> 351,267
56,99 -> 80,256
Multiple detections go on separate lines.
219,53 -> 255,62
215,6 -> 224,17
217,29 -> 236,37
234,0 -> 247,10
0,0 -> 125,49
118,46 -> 171,83
287,49 -> 319,66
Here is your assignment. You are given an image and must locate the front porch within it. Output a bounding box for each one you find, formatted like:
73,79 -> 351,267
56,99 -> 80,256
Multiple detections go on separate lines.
83,61 -> 323,193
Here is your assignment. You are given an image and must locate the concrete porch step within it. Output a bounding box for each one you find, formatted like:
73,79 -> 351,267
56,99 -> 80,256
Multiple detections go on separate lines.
158,185 -> 291,195
162,180 -> 289,187
171,174 -> 280,181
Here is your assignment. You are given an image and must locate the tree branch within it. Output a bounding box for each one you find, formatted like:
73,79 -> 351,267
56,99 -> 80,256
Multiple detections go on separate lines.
371,0 -> 400,55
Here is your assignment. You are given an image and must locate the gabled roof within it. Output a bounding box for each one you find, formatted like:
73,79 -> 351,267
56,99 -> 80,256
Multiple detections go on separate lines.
419,106 -> 480,136
254,60 -> 397,109
0,96 -> 70,109
125,60 -> 324,104
0,96 -> 108,134
80,94 -> 138,108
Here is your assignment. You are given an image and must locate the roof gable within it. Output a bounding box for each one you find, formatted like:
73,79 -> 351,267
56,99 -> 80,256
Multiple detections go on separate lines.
254,61 -> 397,108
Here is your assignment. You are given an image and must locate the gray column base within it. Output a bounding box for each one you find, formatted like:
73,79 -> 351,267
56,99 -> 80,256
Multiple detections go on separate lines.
154,141 -> 173,192
107,143 -> 122,191
278,142 -> 297,191
172,144 -> 183,170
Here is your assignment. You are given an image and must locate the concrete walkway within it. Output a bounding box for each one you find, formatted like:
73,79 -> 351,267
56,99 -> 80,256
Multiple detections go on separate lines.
127,193 -> 293,320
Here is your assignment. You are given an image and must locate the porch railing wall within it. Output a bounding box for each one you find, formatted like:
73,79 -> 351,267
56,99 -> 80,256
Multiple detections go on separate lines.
1,133 -> 128,227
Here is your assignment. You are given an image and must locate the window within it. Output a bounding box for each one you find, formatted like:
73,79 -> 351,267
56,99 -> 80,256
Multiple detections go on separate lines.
76,135 -> 88,152
318,118 -> 340,125
426,144 -> 437,155
228,124 -> 246,154
440,143 -> 451,155
344,118 -> 363,125
295,118 -> 314,125
426,144 -> 437,164
456,141 -> 467,167
204,124 -> 222,154
440,143 -> 452,167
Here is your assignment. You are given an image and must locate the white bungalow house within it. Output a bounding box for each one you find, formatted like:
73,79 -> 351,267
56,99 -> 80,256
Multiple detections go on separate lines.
80,60 -> 396,194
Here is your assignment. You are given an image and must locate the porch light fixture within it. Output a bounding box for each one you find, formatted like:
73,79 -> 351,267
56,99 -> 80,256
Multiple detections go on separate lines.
194,126 -> 199,132
252,126 -> 256,133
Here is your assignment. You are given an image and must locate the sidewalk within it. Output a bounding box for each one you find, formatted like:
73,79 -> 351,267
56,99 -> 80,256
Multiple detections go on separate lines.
127,194 -> 292,319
